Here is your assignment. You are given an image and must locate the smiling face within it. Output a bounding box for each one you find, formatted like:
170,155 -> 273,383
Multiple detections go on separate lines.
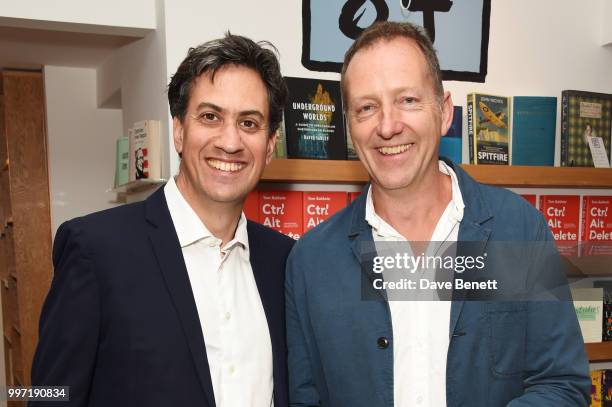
343,37 -> 453,194
173,64 -> 276,206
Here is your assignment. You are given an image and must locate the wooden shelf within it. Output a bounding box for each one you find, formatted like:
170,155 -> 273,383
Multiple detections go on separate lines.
111,178 -> 166,194
564,255 -> 612,277
109,178 -> 166,203
262,159 -> 367,183
586,342 -> 612,362
262,159 -> 612,188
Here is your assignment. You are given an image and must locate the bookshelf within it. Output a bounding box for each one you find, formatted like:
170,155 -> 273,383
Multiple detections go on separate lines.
262,159 -> 612,188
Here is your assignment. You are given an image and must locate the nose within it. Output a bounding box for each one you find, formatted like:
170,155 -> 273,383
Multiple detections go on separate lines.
215,122 -> 244,154
376,105 -> 403,140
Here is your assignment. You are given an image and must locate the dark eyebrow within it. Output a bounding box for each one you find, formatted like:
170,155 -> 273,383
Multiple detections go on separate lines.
194,102 -> 264,119
195,102 -> 223,112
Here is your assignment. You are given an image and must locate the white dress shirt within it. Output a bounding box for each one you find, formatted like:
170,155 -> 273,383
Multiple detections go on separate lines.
164,177 -> 274,407
365,160 -> 465,407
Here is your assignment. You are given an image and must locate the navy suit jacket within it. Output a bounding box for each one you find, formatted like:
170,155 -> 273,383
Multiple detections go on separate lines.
31,186 -> 294,407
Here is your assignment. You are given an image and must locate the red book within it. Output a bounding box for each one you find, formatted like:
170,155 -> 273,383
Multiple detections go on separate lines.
349,191 -> 361,203
303,192 -> 347,232
521,194 -> 537,207
539,195 -> 580,256
581,196 -> 612,256
259,191 -> 303,240
243,190 -> 259,222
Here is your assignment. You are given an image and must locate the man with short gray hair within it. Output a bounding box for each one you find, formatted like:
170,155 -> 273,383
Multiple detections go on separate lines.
286,21 -> 589,406
32,33 -> 293,407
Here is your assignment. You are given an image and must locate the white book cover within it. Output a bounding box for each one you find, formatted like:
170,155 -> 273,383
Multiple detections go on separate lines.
129,120 -> 161,181
572,287 -> 603,343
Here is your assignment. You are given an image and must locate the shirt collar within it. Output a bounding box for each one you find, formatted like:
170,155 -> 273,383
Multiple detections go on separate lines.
164,176 -> 249,253
365,160 -> 465,238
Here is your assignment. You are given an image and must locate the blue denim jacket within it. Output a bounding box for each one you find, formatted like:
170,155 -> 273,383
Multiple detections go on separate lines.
286,160 -> 590,407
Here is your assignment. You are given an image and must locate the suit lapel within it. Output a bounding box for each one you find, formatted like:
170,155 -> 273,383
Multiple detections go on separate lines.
450,223 -> 490,338
448,161 -> 493,339
145,188 -> 216,407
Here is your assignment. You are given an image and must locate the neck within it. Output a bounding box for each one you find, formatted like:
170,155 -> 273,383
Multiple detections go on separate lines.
372,164 -> 452,241
174,175 -> 243,246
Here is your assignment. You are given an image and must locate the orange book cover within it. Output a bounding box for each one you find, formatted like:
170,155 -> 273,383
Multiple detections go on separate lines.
303,191 -> 347,232
243,190 -> 259,222
349,191 -> 361,203
521,194 -> 537,207
539,195 -> 580,256
259,191 -> 303,240
581,196 -> 612,256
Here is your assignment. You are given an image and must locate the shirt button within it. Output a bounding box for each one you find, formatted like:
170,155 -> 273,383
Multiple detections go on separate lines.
229,366 -> 235,374
208,240 -> 216,247
377,337 -> 389,349
225,312 -> 231,321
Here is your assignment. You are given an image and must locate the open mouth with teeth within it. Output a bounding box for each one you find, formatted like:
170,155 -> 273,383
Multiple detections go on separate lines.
206,158 -> 245,172
377,143 -> 413,155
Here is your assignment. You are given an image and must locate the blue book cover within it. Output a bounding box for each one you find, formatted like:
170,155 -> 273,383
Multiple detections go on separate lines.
512,96 -> 556,166
440,106 -> 462,164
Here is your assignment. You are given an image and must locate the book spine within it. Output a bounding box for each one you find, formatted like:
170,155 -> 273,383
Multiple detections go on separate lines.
560,91 -> 569,166
467,94 -> 475,164
581,196 -> 587,257
508,96 -> 512,165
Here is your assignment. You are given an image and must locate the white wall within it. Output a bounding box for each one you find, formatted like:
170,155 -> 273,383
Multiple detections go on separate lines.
162,0 -> 612,170
45,66 -> 123,233
99,0 -> 170,181
0,0 -> 156,36
602,0 -> 612,46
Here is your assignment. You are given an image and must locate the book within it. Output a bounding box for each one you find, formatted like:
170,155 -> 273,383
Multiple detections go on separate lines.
346,122 -> 358,160
115,136 -> 129,187
594,281 -> 612,342
581,196 -> 612,256
572,287 -> 603,343
440,106 -> 463,164
561,90 -> 612,167
467,93 -> 511,165
511,96 -> 556,166
274,113 -> 287,159
604,370 -> 612,406
243,190 -> 259,222
129,120 -> 161,181
283,77 -> 347,160
520,194 -> 537,207
303,192 -> 348,232
349,191 -> 361,203
259,191 -> 303,240
592,370 -> 603,407
539,195 -> 580,256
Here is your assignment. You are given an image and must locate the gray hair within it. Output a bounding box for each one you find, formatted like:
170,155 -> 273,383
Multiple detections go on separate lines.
168,33 -> 287,136
341,21 -> 444,106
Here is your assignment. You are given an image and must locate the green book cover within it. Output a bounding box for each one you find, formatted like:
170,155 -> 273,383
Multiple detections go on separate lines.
115,136 -> 129,187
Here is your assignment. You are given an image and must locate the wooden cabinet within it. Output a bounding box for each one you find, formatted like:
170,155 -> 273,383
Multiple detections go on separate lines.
0,71 -> 53,393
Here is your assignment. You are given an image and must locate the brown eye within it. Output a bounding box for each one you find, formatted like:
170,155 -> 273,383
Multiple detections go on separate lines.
202,112 -> 218,121
240,119 -> 262,132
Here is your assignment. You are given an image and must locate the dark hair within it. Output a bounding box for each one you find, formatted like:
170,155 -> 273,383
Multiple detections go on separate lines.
340,21 -> 443,105
168,32 -> 287,136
